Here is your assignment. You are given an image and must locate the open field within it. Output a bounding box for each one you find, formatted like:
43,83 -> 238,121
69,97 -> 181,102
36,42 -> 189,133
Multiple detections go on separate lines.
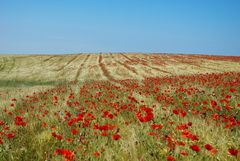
1,53 -> 240,82
0,53 -> 239,161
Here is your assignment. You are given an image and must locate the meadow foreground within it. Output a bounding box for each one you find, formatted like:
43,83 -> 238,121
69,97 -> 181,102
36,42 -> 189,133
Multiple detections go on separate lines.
0,53 -> 239,161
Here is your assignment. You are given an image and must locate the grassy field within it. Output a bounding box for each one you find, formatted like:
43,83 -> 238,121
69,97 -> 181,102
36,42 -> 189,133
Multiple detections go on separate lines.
0,53 -> 239,161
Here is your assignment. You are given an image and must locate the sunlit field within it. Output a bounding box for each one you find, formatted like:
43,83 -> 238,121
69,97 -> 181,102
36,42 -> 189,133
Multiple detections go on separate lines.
0,53 -> 239,161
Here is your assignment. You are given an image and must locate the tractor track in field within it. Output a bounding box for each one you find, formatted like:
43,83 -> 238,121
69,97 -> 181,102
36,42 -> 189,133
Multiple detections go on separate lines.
74,54 -> 90,81
0,58 -> 6,72
99,54 -> 117,82
147,55 -> 168,66
139,57 -> 172,74
7,57 -> 16,73
110,53 -> 138,75
121,54 -> 172,75
120,53 -> 133,62
53,55 -> 79,71
171,55 -> 223,72
147,65 -> 172,74
185,62 -> 222,72
48,56 -> 65,67
43,56 -> 57,62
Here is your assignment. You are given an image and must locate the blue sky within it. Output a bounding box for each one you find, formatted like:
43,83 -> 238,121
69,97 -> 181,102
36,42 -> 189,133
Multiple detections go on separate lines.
0,0 -> 240,55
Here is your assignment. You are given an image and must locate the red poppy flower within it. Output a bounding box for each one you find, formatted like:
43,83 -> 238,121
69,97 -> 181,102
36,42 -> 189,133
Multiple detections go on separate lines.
66,138 -> 73,142
229,88 -> 236,93
93,152 -> 100,157
148,132 -> 156,136
205,144 -> 213,151
180,150 -> 188,156
167,155 -> 175,161
180,111 -> 187,117
101,131 -> 108,137
173,109 -> 179,115
176,123 -> 188,130
112,133 -> 121,140
42,122 -> 47,127
151,124 -> 163,130
15,116 -> 27,126
187,122 -> 192,126
0,138 -> 3,144
210,100 -> 217,107
55,148 -> 75,161
71,128 -> 78,135
11,98 -> 17,101
190,144 -> 201,152
136,106 -> 154,122
5,132 -> 15,139
228,148 -> 238,156
52,132 -> 63,140
3,126 -> 10,130
204,144 -> 217,154
108,114 -> 114,119
175,141 -> 185,146
0,120 -> 4,126
212,113 -> 219,121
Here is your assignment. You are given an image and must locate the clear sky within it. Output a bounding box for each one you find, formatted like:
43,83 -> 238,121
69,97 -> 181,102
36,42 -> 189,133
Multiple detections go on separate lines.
0,0 -> 240,55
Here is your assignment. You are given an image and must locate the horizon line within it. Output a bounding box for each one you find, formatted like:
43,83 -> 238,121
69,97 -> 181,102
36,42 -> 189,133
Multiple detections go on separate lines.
0,52 -> 239,57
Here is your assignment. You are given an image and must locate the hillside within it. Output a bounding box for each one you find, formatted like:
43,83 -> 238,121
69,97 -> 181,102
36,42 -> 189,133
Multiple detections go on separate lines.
0,53 -> 240,83
0,53 -> 239,161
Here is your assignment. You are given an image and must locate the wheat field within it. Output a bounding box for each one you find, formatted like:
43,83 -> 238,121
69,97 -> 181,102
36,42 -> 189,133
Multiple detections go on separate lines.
0,53 -> 239,161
